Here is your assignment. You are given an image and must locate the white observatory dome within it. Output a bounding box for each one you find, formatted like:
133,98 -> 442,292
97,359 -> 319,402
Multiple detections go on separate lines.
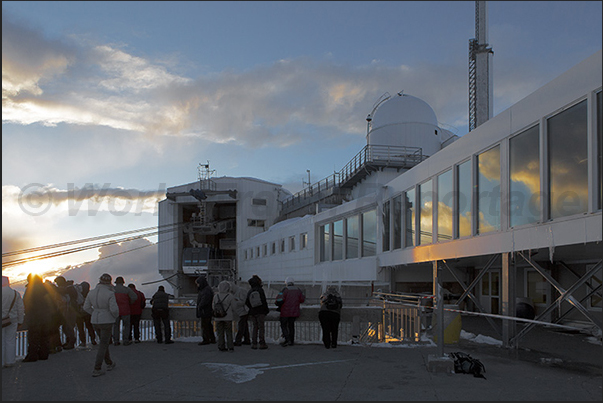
367,92 -> 442,157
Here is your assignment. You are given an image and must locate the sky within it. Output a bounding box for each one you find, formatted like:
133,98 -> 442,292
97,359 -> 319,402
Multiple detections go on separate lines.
2,1 -> 602,295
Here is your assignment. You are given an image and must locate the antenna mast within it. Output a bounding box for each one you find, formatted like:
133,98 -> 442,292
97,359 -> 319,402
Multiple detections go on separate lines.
468,1 -> 494,131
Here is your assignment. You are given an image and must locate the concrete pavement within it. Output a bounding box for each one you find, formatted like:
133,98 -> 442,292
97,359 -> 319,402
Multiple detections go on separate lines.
2,316 -> 601,401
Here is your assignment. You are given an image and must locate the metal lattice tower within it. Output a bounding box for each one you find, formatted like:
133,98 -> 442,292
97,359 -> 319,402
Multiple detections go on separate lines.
468,1 -> 494,131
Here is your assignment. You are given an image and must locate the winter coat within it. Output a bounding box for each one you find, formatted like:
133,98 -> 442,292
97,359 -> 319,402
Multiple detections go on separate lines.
23,277 -> 55,328
196,277 -> 214,318
230,282 -> 249,318
2,286 -> 24,326
279,285 -> 305,318
129,289 -> 146,315
114,284 -> 137,316
150,289 -> 170,310
319,287 -> 343,316
212,281 -> 235,322
84,283 -> 119,325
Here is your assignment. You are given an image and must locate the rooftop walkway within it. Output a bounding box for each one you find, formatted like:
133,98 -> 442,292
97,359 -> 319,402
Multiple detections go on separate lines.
2,315 -> 601,401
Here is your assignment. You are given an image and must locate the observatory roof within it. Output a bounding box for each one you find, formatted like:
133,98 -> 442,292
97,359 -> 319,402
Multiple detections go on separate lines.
371,93 -> 438,128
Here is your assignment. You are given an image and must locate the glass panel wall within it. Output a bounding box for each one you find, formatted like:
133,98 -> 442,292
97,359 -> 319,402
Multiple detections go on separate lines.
320,223 -> 331,262
393,195 -> 402,249
405,189 -> 415,247
457,160 -> 472,238
419,179 -> 433,245
597,91 -> 602,211
510,125 -> 540,226
477,145 -> 501,233
346,216 -> 359,259
437,170 -> 453,242
548,100 -> 588,219
382,200 -> 390,252
333,220 -> 343,260
362,209 -> 377,257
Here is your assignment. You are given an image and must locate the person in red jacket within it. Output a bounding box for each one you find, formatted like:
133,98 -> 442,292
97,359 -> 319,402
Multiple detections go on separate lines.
112,277 -> 137,346
127,284 -> 146,343
278,277 -> 305,347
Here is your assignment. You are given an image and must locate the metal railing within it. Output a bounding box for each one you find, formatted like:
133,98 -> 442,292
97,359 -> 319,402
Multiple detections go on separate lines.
12,301 -> 426,357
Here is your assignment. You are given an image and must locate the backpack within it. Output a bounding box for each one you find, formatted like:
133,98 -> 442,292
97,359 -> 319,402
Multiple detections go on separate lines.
249,290 -> 262,308
449,352 -> 487,379
213,295 -> 228,318
325,294 -> 339,310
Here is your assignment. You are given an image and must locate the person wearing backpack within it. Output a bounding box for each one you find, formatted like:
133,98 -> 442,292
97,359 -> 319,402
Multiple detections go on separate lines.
245,275 -> 269,350
212,280 -> 235,352
278,277 -> 305,347
150,285 -> 173,344
318,285 -> 343,349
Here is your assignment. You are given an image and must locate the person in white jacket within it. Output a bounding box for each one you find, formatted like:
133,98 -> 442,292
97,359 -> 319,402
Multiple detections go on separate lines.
2,276 -> 25,368
212,281 -> 236,352
83,273 -> 119,377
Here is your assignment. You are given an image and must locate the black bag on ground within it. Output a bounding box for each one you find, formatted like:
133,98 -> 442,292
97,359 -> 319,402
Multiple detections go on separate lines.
449,351 -> 486,379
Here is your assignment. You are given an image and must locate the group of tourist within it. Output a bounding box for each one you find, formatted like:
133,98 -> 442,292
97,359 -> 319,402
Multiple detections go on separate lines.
3,271 -> 344,377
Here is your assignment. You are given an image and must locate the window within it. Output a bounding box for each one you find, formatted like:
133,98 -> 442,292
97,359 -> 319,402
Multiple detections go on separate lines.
419,179 -> 433,245
262,244 -> 267,256
346,216 -> 359,259
289,236 -> 296,252
437,170 -> 453,242
362,209 -> 377,257
248,219 -> 265,227
280,239 -> 285,253
598,91 -> 602,210
393,195 -> 402,249
256,246 -> 260,258
456,160 -> 472,238
333,220 -> 343,260
252,198 -> 267,205
478,145 -> 501,233
405,188 -> 416,247
271,242 -> 276,255
510,125 -> 540,227
300,233 -> 308,249
320,223 -> 331,262
382,200 -> 390,252
548,100 -> 588,219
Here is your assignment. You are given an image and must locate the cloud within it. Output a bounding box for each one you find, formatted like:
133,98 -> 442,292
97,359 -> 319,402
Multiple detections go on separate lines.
2,14 -> 479,148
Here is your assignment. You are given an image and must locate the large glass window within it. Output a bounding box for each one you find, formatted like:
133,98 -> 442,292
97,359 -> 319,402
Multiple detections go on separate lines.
346,216 -> 359,259
393,195 -> 402,249
333,220 -> 343,260
478,145 -> 501,233
405,188 -> 415,247
457,160 -> 472,238
320,223 -> 331,262
548,100 -> 588,219
419,179 -> 433,245
437,170 -> 453,242
510,125 -> 541,227
597,91 -> 602,211
362,209 -> 377,257
382,200 -> 390,252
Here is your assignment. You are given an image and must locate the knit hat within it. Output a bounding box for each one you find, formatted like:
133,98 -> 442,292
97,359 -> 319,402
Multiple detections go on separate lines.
285,277 -> 294,286
99,273 -> 112,284
115,276 -> 125,284
54,276 -> 67,285
2,276 -> 9,287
